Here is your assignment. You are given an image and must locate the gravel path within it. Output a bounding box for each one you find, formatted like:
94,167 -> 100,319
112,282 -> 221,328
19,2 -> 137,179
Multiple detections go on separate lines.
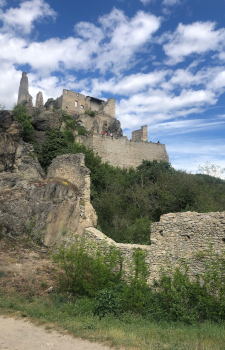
0,315 -> 112,350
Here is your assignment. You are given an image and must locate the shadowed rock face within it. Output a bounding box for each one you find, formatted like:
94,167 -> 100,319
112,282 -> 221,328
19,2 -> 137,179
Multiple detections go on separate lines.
0,110 -> 45,178
0,110 -> 23,172
17,71 -> 33,107
27,107 -> 62,131
108,118 -> 123,138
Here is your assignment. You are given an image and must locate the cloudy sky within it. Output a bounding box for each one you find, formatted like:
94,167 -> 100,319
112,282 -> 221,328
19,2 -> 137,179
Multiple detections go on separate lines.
0,0 -> 225,173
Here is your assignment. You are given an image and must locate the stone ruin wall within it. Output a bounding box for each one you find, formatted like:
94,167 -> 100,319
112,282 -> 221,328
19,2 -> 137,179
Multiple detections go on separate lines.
132,125 -> 148,141
83,211 -> 225,284
61,89 -> 115,117
75,134 -> 169,168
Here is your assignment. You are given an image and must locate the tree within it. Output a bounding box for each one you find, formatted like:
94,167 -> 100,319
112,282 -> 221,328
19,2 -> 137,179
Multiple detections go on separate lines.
13,104 -> 33,141
197,162 -> 225,180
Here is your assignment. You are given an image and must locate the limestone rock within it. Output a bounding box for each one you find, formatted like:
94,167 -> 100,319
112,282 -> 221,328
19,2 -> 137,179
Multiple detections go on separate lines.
0,153 -> 98,246
0,177 -> 80,246
36,92 -> 44,108
27,107 -> 62,131
108,118 -> 123,138
0,110 -> 45,179
17,72 -> 33,107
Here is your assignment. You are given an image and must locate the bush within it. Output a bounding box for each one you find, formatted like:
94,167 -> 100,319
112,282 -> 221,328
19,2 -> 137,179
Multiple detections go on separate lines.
13,104 -> 34,141
64,129 -> 75,143
52,236 -> 123,297
85,110 -> 95,117
40,129 -> 69,170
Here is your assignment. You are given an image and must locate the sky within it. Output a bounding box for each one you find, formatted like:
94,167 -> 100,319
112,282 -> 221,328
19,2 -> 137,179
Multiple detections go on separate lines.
0,0 -> 225,175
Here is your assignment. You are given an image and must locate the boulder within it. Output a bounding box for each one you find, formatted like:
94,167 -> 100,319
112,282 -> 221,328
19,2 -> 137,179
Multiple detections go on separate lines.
28,108 -> 62,131
108,118 -> 123,138
0,153 -> 98,246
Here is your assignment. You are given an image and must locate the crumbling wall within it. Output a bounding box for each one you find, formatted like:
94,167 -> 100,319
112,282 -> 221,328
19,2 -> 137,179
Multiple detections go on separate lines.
75,134 -> 169,168
132,125 -> 148,141
83,211 -> 225,284
60,89 -> 116,117
61,90 -> 86,114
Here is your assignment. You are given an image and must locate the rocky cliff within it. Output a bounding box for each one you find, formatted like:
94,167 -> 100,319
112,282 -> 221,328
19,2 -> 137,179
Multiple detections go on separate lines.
0,111 -> 97,246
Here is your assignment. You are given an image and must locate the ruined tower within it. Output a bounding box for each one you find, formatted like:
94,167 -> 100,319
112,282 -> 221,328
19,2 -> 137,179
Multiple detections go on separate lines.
36,91 -> 44,108
17,71 -> 33,107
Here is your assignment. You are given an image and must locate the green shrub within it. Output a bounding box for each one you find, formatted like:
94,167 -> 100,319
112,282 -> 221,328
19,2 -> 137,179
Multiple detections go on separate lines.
64,129 -> 75,143
84,110 -> 95,117
40,129 -> 69,170
52,236 -> 123,297
93,288 -> 121,319
13,104 -> 34,141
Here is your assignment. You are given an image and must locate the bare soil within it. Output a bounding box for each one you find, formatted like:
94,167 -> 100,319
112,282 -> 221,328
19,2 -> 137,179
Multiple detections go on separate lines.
0,237 -> 113,350
0,237 -> 58,297
0,315 -> 111,350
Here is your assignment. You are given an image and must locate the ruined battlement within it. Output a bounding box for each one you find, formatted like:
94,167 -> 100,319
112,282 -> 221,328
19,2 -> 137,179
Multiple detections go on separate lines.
75,133 -> 169,168
17,72 -> 169,168
132,125 -> 148,141
61,89 -> 116,117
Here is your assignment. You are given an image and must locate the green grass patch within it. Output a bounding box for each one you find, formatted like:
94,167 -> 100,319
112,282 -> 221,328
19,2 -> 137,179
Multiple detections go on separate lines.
0,292 -> 225,350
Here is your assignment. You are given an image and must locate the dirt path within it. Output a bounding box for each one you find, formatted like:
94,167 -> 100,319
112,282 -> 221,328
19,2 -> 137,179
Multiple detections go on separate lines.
0,315 -> 112,350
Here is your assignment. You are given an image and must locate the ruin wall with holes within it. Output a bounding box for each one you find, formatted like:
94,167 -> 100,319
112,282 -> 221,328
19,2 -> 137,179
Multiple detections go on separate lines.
83,211 -> 225,283
61,89 -> 115,117
75,133 -> 169,168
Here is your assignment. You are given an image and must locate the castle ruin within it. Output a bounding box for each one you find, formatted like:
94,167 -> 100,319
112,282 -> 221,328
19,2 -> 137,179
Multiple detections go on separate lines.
17,72 -> 169,168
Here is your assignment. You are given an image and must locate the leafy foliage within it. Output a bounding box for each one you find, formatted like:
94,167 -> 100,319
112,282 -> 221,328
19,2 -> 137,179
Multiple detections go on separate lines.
13,104 -> 34,141
53,238 -> 225,324
85,110 -> 95,117
52,236 -> 123,297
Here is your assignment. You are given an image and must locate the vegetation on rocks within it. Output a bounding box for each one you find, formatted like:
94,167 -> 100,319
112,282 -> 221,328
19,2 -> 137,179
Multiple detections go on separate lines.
12,106 -> 225,244
13,104 -> 33,142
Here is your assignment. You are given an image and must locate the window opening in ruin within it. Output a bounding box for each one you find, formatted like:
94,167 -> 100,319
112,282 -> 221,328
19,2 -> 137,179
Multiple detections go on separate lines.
66,90 -> 68,93
77,93 -> 79,96
75,101 -> 78,107
222,238 -> 225,243
80,105 -> 84,109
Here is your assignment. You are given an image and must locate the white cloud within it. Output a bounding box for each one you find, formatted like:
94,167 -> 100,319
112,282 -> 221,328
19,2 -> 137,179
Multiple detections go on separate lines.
150,118 -> 225,136
0,0 -> 6,7
96,8 -> 161,73
0,0 -> 56,34
90,70 -> 169,96
163,0 -> 182,5
0,7 -> 161,75
163,21 -> 225,64
140,0 -> 152,5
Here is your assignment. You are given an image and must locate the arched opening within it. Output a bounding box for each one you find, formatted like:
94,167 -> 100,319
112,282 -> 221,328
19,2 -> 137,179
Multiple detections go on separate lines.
75,101 -> 78,107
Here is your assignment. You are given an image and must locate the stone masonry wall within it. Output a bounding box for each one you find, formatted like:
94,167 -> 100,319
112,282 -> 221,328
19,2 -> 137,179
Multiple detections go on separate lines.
83,211 -> 225,284
132,125 -> 148,142
61,89 -> 115,117
75,133 -> 169,168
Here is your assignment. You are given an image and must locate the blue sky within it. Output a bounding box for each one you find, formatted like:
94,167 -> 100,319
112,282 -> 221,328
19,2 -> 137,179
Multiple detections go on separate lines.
0,0 -> 225,174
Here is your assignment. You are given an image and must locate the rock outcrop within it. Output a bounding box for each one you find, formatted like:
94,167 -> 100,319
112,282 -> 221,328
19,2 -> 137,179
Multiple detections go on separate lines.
27,107 -> 62,131
36,92 -> 44,108
108,118 -> 123,138
17,72 -> 33,107
0,110 -> 44,178
0,115 -> 98,246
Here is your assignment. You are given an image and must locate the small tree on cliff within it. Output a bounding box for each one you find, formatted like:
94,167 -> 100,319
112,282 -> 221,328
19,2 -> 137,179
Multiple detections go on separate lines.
13,104 -> 33,142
